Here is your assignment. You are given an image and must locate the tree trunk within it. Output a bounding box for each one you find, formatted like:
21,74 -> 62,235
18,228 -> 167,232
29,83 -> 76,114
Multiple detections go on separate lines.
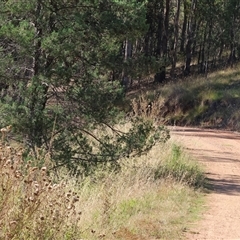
198,43 -> 202,68
199,24 -> 207,73
171,0 -> 181,76
205,22 -> 213,75
121,39 -> 132,88
180,0 -> 187,53
156,1 -> 164,57
184,0 -> 197,76
192,19 -> 201,57
228,29 -> 236,67
218,40 -> 224,60
29,2 -> 49,148
162,0 -> 170,56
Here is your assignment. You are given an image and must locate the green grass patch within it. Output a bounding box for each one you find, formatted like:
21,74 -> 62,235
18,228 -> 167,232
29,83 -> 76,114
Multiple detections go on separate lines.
155,144 -> 205,188
110,183 -> 204,240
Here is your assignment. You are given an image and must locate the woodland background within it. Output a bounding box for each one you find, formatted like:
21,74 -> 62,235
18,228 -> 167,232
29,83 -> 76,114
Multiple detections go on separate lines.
0,0 -> 239,172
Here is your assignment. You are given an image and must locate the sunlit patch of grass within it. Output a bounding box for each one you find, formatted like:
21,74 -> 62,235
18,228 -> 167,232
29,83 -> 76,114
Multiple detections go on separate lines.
209,65 -> 240,79
111,183 -> 204,240
154,143 -> 205,188
141,63 -> 240,130
60,139 -> 204,239
0,126 -> 205,240
200,90 -> 223,101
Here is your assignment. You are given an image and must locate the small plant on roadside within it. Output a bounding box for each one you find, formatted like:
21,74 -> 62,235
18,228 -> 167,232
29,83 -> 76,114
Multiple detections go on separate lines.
155,144 -> 205,187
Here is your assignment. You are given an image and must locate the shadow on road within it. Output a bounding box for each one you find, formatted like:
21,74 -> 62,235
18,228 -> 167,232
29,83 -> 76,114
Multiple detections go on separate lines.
171,126 -> 240,197
206,174 -> 240,196
171,127 -> 240,141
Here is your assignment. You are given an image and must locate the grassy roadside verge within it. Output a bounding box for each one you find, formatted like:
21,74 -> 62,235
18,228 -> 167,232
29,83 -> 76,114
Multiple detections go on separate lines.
127,63 -> 240,131
0,137 -> 205,240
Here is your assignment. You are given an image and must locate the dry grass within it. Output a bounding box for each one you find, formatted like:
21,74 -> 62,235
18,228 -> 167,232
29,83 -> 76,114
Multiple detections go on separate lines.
73,140 -> 204,240
129,63 -> 240,130
0,129 -> 205,240
0,143 -> 81,239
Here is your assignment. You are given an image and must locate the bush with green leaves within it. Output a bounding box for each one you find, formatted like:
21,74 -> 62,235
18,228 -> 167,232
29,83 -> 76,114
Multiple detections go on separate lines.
0,0 -> 169,174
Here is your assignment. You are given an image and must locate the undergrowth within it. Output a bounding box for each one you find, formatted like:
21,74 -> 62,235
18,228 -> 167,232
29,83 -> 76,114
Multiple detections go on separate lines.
157,144 -> 205,188
0,135 -> 205,239
0,143 -> 81,240
128,63 -> 240,130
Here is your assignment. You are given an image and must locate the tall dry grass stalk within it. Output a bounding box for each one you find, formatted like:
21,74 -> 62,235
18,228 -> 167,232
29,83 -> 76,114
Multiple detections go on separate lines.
0,143 -> 81,239
131,94 -> 166,125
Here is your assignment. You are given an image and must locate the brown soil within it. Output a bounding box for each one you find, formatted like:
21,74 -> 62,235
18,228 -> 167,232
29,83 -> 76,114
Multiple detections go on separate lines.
170,126 -> 240,240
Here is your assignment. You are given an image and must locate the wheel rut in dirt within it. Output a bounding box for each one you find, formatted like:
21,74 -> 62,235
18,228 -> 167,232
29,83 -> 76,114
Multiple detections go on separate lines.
170,126 -> 240,240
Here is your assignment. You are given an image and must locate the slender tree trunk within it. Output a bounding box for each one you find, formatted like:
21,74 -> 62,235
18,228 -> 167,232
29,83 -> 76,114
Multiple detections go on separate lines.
29,2 -> 49,148
156,1 -> 164,57
226,1 -> 239,67
162,0 -> 170,56
155,4 -> 167,85
228,29 -> 236,67
200,24 -> 207,73
192,19 -> 201,57
184,0 -> 197,75
171,0 -> 181,76
121,39 -> 132,88
205,22 -> 213,76
144,3 -> 152,57
198,43 -> 202,67
218,40 -> 224,60
180,0 -> 187,53
30,2 -> 43,147
155,0 -> 171,83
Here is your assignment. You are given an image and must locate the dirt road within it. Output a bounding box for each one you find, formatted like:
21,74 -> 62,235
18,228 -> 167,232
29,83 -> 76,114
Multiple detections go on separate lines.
170,126 -> 240,240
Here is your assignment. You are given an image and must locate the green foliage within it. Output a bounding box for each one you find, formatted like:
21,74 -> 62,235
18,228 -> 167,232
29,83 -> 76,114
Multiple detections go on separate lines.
155,144 -> 205,187
51,119 -> 169,175
0,0 -> 168,174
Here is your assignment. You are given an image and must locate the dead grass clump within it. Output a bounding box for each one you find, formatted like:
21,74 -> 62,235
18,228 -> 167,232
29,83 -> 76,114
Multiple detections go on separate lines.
131,94 -> 165,123
0,143 -> 81,239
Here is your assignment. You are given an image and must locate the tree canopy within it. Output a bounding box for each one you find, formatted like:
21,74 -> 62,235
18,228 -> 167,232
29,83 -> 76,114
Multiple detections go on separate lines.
0,0 -> 169,174
0,0 -> 239,173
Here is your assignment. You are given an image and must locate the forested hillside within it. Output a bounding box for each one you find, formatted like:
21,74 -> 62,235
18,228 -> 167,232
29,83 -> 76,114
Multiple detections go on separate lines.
0,0 -> 239,171
0,1 -> 228,238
